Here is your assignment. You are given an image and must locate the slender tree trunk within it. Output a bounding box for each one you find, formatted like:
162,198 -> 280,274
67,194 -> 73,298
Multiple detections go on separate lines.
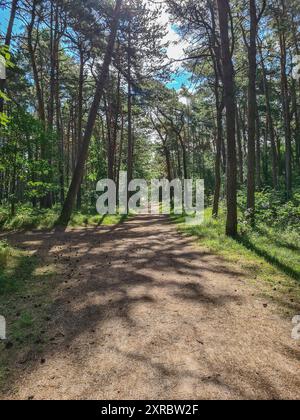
27,1 -> 46,125
116,110 -> 124,197
246,0 -> 257,220
212,79 -> 223,217
178,133 -> 188,179
76,48 -> 85,210
151,116 -> 172,182
111,72 -> 121,180
127,20 -> 134,184
48,1 -> 55,129
58,0 -> 123,225
217,0 -> 237,237
292,79 -> 300,172
106,73 -> 120,181
236,105 -> 244,185
278,0 -> 292,198
256,107 -> 261,189
210,3 -> 223,217
56,38 -> 65,206
263,124 -> 269,181
259,43 -> 278,188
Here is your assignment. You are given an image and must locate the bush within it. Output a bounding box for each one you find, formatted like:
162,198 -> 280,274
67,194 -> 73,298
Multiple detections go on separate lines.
238,189 -> 300,233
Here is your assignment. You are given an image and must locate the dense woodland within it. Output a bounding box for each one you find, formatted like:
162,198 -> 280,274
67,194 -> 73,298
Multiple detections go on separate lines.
0,0 -> 300,237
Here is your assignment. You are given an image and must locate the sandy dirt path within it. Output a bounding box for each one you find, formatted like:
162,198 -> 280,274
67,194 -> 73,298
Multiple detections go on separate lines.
2,215 -> 300,400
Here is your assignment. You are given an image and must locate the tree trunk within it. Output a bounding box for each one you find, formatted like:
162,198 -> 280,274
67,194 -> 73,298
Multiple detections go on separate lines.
246,0 -> 257,220
292,79 -> 300,172
27,1 -> 46,125
151,116 -> 172,182
116,109 -> 124,197
236,105 -> 244,185
56,35 -> 65,206
127,20 -> 133,184
278,0 -> 292,198
217,0 -> 238,237
256,107 -> 261,189
76,48 -> 85,210
259,42 -> 278,188
212,77 -> 223,217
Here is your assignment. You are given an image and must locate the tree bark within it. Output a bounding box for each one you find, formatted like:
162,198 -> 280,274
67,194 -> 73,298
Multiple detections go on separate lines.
27,2 -> 45,124
236,105 -> 244,185
246,0 -> 258,220
76,47 -> 85,210
278,0 -> 292,198
212,75 -> 223,217
256,106 -> 261,189
127,19 -> 133,184
259,42 -> 278,188
151,116 -> 172,182
217,0 -> 238,237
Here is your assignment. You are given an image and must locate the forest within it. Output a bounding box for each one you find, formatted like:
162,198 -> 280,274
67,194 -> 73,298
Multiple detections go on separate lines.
0,0 -> 300,401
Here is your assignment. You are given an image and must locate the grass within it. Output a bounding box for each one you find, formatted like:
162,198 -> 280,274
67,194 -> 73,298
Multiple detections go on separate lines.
0,241 -> 10,268
0,244 -> 57,391
0,205 -> 127,231
173,207 -> 300,313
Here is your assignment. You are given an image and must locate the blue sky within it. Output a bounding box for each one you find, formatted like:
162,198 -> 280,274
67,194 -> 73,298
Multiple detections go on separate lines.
167,71 -> 191,90
0,7 -> 23,33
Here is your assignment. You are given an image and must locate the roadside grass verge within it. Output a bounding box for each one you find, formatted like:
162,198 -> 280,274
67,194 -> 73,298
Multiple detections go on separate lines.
172,208 -> 300,315
0,245 -> 56,392
0,206 -> 127,231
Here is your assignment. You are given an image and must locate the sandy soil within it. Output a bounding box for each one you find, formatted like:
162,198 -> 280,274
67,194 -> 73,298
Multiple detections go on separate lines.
2,215 -> 300,400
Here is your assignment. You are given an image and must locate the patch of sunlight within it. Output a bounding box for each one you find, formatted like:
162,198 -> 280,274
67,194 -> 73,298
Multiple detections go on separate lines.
33,264 -> 56,276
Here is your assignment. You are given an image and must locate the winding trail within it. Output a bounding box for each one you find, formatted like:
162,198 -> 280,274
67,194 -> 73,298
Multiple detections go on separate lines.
3,215 -> 300,399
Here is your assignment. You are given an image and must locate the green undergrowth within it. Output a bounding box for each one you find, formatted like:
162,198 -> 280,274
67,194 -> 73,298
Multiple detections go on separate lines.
0,206 -> 127,231
173,207 -> 300,316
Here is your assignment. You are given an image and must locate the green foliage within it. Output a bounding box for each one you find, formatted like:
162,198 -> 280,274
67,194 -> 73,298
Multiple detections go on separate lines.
238,190 -> 300,234
0,110 -> 59,207
0,90 -> 9,102
0,112 -> 9,126
0,45 -> 14,69
0,45 -> 14,128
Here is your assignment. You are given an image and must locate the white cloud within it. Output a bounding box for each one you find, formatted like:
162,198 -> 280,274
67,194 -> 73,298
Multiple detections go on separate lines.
147,0 -> 187,65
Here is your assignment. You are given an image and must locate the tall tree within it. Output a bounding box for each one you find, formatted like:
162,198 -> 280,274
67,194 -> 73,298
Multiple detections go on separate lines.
58,0 -> 123,225
243,0 -> 265,220
217,0 -> 238,237
277,0 -> 292,198
246,0 -> 258,219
